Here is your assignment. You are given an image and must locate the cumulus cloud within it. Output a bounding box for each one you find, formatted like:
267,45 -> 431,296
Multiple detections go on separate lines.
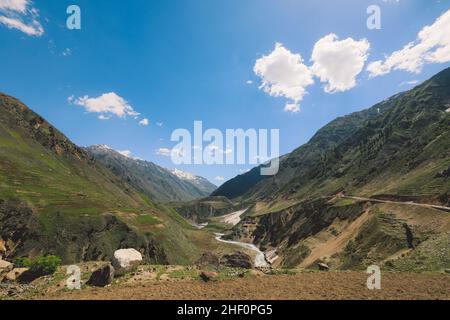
0,0 -> 44,36
367,9 -> 450,77
254,43 -> 314,113
311,34 -> 370,93
156,148 -> 172,156
284,102 -> 301,113
0,0 -> 28,13
139,118 -> 149,126
214,176 -> 225,182
73,92 -> 140,119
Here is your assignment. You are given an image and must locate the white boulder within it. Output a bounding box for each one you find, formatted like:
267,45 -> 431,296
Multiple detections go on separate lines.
112,249 -> 143,276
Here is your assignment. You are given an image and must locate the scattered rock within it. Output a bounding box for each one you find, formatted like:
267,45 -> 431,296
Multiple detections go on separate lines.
196,252 -> 220,268
112,248 -> 143,276
250,269 -> 264,277
200,271 -> 218,282
4,268 -> 29,282
0,239 -> 6,257
434,167 -> 450,178
0,259 -> 13,273
87,263 -> 115,287
220,252 -> 253,269
445,269 -> 450,274
0,283 -> 32,298
318,263 -> 330,271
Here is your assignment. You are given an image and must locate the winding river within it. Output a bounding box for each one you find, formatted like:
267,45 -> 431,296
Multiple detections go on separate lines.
190,209 -> 270,268
214,233 -> 270,268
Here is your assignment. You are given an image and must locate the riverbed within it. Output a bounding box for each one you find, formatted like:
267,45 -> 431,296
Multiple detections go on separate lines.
214,233 -> 269,268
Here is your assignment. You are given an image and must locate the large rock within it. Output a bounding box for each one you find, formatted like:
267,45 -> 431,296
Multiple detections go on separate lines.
196,252 -> 220,268
318,263 -> 330,271
200,271 -> 218,282
220,252 -> 253,269
0,259 -> 13,274
112,249 -> 143,276
87,263 -> 115,287
4,268 -> 29,282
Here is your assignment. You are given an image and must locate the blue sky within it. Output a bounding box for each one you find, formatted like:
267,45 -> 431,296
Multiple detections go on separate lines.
1,0 -> 449,185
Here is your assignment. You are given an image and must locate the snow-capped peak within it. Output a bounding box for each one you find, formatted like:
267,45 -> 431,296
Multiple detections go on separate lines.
95,144 -> 112,150
172,168 -> 198,182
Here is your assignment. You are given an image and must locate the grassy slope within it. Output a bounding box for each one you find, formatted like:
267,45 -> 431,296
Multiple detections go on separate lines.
85,146 -> 217,202
214,67 -> 450,208
0,93 -> 227,265
214,68 -> 450,272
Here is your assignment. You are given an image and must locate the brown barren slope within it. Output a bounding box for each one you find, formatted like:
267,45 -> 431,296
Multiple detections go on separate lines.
42,272 -> 449,300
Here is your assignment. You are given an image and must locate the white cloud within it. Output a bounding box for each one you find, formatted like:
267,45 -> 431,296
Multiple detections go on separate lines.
284,102 -> 300,113
98,115 -> 111,120
0,0 -> 44,36
0,14 -> 42,36
139,118 -> 149,126
0,0 -> 28,13
156,148 -> 171,156
156,122 -> 163,127
214,176 -> 225,182
368,9 -> 450,77
311,34 -> 370,93
246,80 -> 253,85
62,48 -> 72,56
73,92 -> 140,119
254,43 -> 314,113
399,80 -> 419,86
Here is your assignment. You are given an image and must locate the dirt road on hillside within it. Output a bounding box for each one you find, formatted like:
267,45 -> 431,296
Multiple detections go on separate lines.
42,272 -> 449,300
342,196 -> 450,212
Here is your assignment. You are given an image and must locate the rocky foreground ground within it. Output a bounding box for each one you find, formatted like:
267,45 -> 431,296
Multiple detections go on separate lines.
1,263 -> 449,300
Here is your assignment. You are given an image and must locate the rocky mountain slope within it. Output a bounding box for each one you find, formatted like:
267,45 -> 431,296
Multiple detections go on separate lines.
215,67 -> 450,271
0,93 -> 218,265
214,67 -> 450,207
85,145 -> 216,202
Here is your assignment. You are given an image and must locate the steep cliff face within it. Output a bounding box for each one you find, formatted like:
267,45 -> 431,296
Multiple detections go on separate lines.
228,197 -> 449,271
212,68 -> 450,272
172,196 -> 242,223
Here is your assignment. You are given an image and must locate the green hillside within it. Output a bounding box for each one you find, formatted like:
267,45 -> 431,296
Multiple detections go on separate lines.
214,67 -> 450,207
213,67 -> 450,272
85,145 -> 216,202
0,93 -> 220,264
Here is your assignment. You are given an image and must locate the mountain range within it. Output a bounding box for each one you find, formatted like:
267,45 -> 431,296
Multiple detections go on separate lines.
211,67 -> 450,271
85,145 -> 216,202
214,67 -> 450,208
0,93 -> 220,265
0,67 -> 449,272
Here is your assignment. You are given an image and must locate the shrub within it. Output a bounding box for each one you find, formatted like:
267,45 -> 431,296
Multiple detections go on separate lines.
14,255 -> 62,276
14,257 -> 31,268
29,255 -> 62,275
